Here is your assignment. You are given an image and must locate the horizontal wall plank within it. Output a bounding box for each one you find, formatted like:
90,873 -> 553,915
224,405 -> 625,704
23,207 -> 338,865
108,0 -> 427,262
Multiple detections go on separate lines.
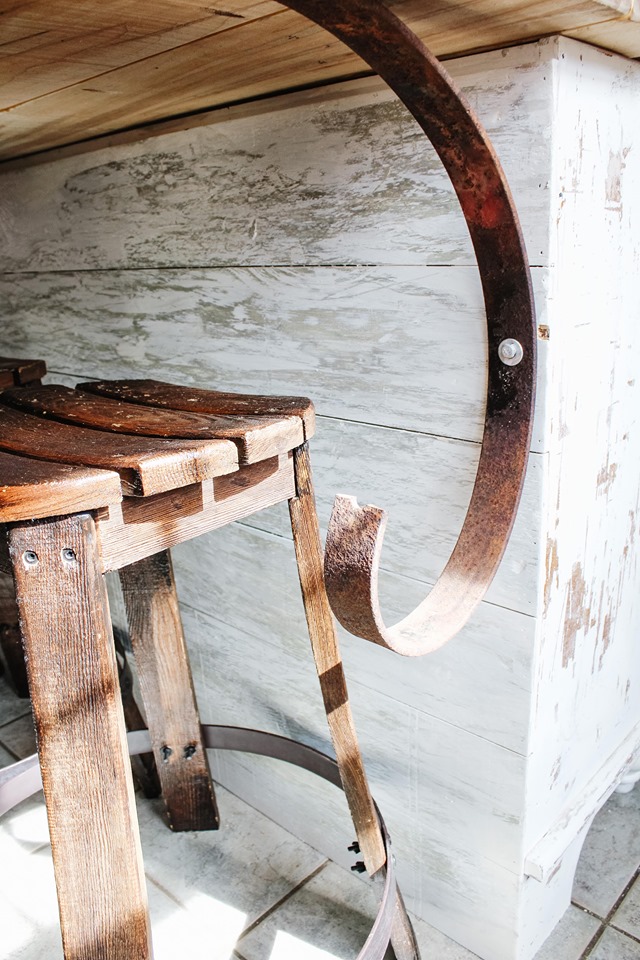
171,522 -> 536,753
0,42 -> 555,271
0,264 -> 551,451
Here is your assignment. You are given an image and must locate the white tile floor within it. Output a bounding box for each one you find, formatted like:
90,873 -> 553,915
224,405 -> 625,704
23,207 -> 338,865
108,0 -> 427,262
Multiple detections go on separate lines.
2,672 -> 640,960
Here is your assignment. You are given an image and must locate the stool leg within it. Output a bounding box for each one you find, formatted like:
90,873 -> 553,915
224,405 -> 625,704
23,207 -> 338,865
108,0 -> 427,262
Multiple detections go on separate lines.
119,550 -> 219,832
8,513 -> 151,960
289,444 -> 386,874
289,445 -> 419,960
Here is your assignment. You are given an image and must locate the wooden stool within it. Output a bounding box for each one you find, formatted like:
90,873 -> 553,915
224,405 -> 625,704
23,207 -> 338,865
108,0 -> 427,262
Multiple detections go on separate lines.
0,357 -> 417,960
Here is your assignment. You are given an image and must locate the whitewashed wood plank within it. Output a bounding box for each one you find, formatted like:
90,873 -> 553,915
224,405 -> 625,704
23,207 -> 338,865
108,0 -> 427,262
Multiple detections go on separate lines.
0,265 -> 545,614
0,263 -> 552,451
171,522 -> 535,754
0,42 -> 555,272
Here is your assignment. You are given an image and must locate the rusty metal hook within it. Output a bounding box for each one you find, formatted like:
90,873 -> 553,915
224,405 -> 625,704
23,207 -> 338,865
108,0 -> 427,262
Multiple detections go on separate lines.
279,0 -> 537,655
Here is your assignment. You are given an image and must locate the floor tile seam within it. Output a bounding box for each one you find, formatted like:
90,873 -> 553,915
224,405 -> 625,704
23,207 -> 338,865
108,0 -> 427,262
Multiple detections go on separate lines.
577,862 -> 640,958
0,707 -> 32,732
144,871 -> 186,910
0,735 -> 30,762
608,921 -> 640,945
235,859 -> 331,943
579,922 -> 607,959
572,863 -> 640,924
142,856 -> 329,928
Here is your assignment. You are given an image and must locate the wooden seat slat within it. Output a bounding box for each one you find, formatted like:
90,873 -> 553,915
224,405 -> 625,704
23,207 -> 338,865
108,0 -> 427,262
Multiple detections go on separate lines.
0,403 -> 239,497
4,384 -> 306,464
0,449 -> 121,523
78,379 -> 316,441
0,357 -> 47,390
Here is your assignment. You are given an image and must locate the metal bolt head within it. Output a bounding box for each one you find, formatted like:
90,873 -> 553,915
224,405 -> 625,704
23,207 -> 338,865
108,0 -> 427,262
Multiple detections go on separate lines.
498,338 -> 524,366
23,550 -> 39,566
61,548 -> 77,563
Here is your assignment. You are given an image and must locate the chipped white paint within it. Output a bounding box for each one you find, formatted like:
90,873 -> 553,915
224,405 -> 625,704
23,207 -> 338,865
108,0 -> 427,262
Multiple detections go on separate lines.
1,35 -> 640,960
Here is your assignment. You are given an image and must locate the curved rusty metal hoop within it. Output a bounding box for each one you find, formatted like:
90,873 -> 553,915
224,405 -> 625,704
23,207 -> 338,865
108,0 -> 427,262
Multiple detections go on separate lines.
279,0 -> 537,657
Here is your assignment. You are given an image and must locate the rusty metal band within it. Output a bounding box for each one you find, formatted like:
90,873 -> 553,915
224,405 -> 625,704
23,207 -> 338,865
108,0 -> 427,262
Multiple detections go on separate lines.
0,725 -> 405,960
276,0 -> 536,656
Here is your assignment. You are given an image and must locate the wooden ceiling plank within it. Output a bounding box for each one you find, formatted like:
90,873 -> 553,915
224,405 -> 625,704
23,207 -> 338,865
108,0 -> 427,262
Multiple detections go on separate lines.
0,3 -> 281,108
0,0 -> 638,161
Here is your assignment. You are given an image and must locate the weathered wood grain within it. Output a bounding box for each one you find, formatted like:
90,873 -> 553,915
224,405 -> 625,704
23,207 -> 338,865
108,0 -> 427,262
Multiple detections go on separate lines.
289,443 -> 385,874
0,1 -> 281,108
79,378 -> 315,438
0,44 -> 555,270
8,513 -> 151,959
0,447 -> 122,522
96,453 -> 295,570
6,381 -> 306,464
78,379 -> 308,459
119,549 -> 220,832
0,401 -> 239,496
0,356 -> 46,388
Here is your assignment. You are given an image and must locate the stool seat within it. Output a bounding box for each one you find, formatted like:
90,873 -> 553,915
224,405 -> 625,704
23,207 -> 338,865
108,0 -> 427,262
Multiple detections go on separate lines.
0,378 -> 314,512
0,358 -> 417,960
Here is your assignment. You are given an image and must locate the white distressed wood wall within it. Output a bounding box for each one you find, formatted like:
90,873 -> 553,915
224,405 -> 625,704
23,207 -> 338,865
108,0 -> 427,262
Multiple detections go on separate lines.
1,36 -> 639,960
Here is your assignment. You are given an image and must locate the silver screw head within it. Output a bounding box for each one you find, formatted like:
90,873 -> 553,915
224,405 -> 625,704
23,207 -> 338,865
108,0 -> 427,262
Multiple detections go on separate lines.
61,548 -> 77,563
498,338 -> 524,366
23,550 -> 39,566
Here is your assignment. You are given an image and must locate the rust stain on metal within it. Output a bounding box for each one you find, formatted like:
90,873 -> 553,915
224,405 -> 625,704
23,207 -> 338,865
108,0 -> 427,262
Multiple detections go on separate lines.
289,0 -> 536,654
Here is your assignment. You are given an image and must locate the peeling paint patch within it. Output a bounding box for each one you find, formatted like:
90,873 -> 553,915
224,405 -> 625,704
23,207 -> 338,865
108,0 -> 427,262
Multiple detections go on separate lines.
563,562 -> 589,667
605,147 -> 630,221
544,538 -> 559,615
597,461 -> 618,496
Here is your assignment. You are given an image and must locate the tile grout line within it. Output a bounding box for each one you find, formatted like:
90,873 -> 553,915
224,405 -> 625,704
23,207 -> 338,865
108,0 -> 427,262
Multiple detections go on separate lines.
577,862 -> 640,958
235,859 -> 330,944
0,708 -> 33,734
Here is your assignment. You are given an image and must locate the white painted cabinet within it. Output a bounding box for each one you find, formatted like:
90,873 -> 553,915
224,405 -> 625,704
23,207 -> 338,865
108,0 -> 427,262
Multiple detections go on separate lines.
1,36 -> 639,960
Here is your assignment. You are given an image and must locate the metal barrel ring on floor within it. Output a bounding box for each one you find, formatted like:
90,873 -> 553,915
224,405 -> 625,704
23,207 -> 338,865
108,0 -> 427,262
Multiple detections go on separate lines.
0,724 -> 407,960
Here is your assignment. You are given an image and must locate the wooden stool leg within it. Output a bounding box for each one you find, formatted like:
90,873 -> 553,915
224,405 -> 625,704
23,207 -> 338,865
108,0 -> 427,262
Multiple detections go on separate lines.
119,550 -> 219,832
289,445 -> 419,960
114,628 -> 162,800
289,444 -> 385,874
8,513 -> 151,960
